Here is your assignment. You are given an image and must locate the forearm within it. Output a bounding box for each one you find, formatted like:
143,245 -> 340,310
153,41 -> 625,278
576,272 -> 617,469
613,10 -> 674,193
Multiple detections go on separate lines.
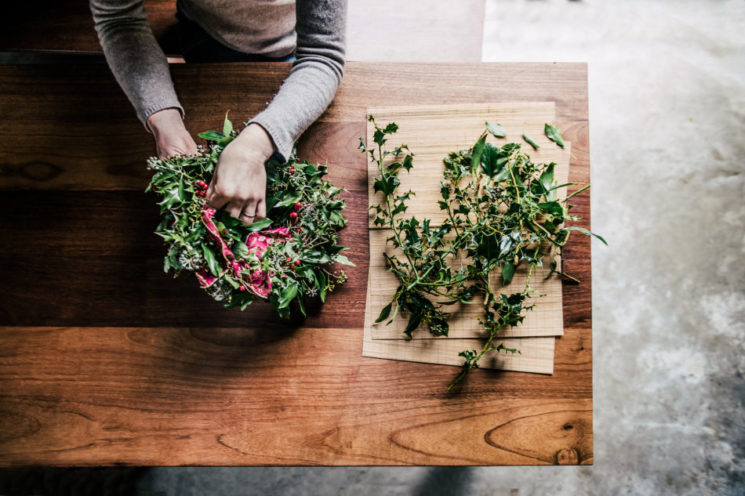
89,0 -> 183,128
248,0 -> 347,161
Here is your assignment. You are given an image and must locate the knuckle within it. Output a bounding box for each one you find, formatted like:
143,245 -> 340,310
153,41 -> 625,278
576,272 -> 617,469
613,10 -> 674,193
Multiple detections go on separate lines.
213,185 -> 230,198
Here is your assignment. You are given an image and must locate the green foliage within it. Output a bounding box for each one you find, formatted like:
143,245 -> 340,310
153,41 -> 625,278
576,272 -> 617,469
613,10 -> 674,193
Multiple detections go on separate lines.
544,123 -> 565,148
146,114 -> 352,318
365,117 -> 603,390
522,133 -> 540,150
486,121 -> 507,138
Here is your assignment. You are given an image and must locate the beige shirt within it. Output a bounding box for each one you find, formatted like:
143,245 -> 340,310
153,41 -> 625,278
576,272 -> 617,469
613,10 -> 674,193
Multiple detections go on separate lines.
178,0 -> 297,57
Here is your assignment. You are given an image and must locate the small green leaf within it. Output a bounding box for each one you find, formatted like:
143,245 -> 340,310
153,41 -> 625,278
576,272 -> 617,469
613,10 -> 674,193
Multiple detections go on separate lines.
201,245 -> 221,276
375,303 -> 392,323
538,163 -> 557,200
544,123 -> 565,148
523,134 -> 540,150
222,111 -> 233,136
470,131 -> 488,173
502,261 -> 515,283
278,282 -> 299,309
272,193 -> 302,209
486,121 -> 507,138
333,254 -> 355,266
246,218 -> 273,232
480,143 -> 501,176
404,311 -> 423,337
383,122 -> 399,134
233,242 -> 249,259
373,128 -> 387,146
177,180 -> 185,201
198,131 -> 224,142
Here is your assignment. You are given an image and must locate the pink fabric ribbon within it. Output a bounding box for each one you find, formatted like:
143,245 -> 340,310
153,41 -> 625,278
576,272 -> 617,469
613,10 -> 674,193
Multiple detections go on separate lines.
195,207 -> 290,298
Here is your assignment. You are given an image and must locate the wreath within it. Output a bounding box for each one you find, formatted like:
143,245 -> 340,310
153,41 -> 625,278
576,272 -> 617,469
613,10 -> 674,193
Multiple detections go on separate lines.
146,115 -> 353,319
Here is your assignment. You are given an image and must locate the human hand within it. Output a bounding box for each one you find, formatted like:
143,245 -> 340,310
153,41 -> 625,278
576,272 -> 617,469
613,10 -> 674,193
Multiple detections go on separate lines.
147,108 -> 198,159
206,123 -> 275,225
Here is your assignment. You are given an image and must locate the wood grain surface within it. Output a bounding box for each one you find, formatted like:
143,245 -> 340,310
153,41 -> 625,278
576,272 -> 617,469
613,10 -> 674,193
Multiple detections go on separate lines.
0,0 -> 180,54
0,62 -> 592,466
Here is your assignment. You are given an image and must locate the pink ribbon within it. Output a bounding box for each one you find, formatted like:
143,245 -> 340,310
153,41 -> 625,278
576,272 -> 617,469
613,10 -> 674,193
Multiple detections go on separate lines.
196,207 -> 291,298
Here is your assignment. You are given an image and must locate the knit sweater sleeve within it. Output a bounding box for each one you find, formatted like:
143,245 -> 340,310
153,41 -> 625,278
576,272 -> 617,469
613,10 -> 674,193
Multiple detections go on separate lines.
89,0 -> 184,130
248,0 -> 347,161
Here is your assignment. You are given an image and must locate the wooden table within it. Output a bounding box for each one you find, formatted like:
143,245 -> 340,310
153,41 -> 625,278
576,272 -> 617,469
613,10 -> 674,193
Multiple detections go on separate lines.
0,62 -> 593,466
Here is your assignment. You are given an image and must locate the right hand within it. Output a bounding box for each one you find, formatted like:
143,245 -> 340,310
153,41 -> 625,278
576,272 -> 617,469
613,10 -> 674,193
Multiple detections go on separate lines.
147,108 -> 198,159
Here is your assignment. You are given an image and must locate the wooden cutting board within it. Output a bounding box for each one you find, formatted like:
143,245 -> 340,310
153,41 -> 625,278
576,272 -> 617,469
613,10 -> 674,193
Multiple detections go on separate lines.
363,103 -> 570,373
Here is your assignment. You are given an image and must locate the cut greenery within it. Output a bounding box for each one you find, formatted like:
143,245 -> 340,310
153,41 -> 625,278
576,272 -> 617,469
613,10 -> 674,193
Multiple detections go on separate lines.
364,116 -> 604,389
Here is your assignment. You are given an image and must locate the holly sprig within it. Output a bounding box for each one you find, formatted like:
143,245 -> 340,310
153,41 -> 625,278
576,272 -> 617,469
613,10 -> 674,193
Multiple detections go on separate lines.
146,114 -> 353,319
364,116 -> 605,389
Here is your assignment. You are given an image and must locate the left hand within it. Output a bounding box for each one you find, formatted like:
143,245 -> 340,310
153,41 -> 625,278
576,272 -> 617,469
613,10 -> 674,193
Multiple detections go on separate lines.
206,124 -> 275,225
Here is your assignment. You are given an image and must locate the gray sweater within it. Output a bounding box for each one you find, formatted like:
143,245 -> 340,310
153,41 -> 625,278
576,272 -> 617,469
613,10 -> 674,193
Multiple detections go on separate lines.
89,0 -> 347,161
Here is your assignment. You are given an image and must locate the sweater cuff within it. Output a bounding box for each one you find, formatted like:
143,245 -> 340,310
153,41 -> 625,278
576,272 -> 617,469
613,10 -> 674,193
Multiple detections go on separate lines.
247,113 -> 294,163
141,101 -> 186,134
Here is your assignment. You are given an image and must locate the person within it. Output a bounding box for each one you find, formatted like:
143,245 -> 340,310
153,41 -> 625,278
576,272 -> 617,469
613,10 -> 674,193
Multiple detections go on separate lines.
90,0 -> 346,225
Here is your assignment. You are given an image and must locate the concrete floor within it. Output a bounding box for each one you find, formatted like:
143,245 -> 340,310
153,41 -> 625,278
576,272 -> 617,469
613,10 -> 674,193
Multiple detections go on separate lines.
135,1 -> 745,495
1,1 -> 742,495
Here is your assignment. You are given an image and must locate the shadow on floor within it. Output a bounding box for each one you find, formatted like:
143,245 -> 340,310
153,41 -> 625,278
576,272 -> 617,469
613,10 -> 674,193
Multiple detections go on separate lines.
0,468 -> 156,496
411,467 -> 474,496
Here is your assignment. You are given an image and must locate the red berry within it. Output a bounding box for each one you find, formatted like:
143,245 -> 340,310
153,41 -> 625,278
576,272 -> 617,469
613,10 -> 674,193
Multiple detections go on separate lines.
286,256 -> 291,261
198,180 -> 207,189
239,285 -> 246,292
294,260 -> 301,266
289,168 -> 295,173
289,212 -> 298,220
294,202 -> 302,211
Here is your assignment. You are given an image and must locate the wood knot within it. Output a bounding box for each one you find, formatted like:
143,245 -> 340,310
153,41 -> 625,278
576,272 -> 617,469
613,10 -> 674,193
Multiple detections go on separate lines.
555,447 -> 580,465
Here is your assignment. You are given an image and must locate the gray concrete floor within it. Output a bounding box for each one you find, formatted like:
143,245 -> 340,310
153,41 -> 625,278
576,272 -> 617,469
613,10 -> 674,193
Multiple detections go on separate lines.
134,1 -> 745,495
2,1 -> 742,495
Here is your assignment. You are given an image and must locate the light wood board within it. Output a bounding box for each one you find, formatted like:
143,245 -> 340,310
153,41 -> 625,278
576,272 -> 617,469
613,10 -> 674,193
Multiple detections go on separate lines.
363,317 -> 556,374
363,104 -> 569,372
367,103 -> 572,228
